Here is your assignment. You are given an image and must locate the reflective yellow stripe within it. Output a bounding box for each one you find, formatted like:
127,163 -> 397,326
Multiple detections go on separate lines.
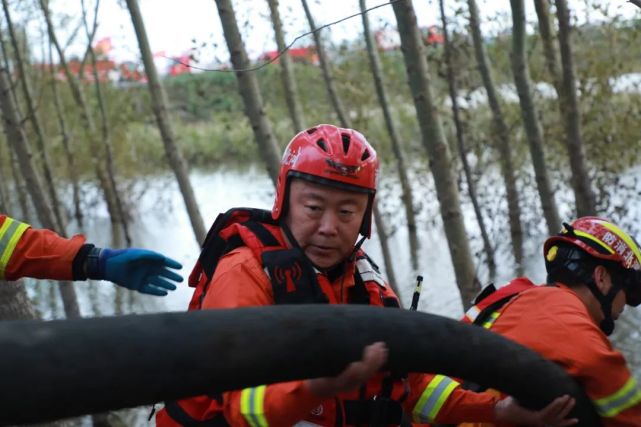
482,311 -> 501,329
599,220 -> 641,266
412,374 -> 460,423
573,229 -> 615,254
240,385 -> 268,427
594,377 -> 641,417
0,218 -> 30,280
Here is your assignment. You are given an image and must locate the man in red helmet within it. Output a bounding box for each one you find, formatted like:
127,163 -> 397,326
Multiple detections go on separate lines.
459,217 -> 641,426
157,125 -> 576,427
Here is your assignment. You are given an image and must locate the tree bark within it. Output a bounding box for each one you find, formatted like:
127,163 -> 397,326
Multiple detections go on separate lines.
0,280 -> 37,320
267,0 -> 306,133
39,0 -> 125,236
81,0 -> 132,246
7,145 -> 30,222
439,0 -> 496,281
360,0 -> 419,271
372,199 -> 399,299
214,0 -> 282,185
467,0 -> 524,275
0,306 -> 601,425
391,0 -> 480,308
48,42 -> 83,229
125,0 -> 207,243
301,0 -> 350,128
2,0 -> 66,233
533,0 -> 563,93
554,0 -> 597,216
510,0 -> 561,235
0,63 -> 81,319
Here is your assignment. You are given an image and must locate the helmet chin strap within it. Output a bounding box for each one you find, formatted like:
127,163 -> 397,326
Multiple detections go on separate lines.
566,260 -> 620,335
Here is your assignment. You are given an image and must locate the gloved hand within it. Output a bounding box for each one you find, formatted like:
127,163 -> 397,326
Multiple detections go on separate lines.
88,248 -> 183,296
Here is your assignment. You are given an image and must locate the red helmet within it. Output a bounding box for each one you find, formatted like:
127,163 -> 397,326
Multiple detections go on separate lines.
271,124 -> 379,237
544,217 -> 641,305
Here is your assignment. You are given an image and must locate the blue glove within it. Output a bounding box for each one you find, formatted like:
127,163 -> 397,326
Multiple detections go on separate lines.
91,248 -> 183,296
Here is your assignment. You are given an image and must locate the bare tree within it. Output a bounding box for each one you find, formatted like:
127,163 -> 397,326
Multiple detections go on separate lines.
299,1 -> 399,292
125,0 -> 207,243
48,41 -> 83,228
39,0 -> 127,239
81,0 -> 132,245
467,0 -> 524,275
2,0 -> 65,232
533,0 -> 563,92
300,0 -> 349,127
213,0 -> 282,184
267,0 -> 306,133
391,0 -> 480,308
554,0 -> 597,216
439,0 -> 496,281
360,0 -> 419,271
0,61 -> 80,319
510,0 -> 561,235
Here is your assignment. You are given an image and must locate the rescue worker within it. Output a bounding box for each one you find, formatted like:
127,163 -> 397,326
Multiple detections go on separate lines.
156,124 -> 576,426
0,214 -> 182,296
459,217 -> 641,426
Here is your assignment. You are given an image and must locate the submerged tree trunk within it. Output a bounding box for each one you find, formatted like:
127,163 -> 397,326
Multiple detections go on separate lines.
439,0 -> 496,281
39,0 -> 125,237
301,0 -> 349,128
510,0 -> 561,235
267,0 -> 306,133
2,0 -> 65,232
0,63 -> 81,319
125,0 -> 206,243
214,0 -> 281,185
360,0 -> 419,271
82,0 -> 132,246
391,0 -> 480,308
298,2 -> 398,292
467,0 -> 524,275
554,0 -> 597,216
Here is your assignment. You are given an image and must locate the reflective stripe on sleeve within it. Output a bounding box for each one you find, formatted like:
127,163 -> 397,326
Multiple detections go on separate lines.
240,385 -> 268,427
594,377 -> 641,418
412,374 -> 460,423
0,218 -> 29,280
482,311 -> 501,329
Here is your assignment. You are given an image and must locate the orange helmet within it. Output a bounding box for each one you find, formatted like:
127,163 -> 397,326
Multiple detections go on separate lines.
271,124 -> 379,237
544,217 -> 641,306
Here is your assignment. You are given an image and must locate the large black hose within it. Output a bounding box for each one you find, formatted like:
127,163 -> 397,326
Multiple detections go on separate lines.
0,305 -> 601,425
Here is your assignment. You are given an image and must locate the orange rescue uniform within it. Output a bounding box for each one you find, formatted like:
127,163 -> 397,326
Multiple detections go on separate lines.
0,215 -> 85,281
157,229 -> 501,426
462,279 -> 641,427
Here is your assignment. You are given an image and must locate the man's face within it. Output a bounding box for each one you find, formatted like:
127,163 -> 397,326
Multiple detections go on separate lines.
284,179 -> 369,269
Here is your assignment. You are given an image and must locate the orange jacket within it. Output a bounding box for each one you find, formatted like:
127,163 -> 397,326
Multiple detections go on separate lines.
0,215 -> 85,281
157,222 -> 499,427
461,278 -> 641,427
